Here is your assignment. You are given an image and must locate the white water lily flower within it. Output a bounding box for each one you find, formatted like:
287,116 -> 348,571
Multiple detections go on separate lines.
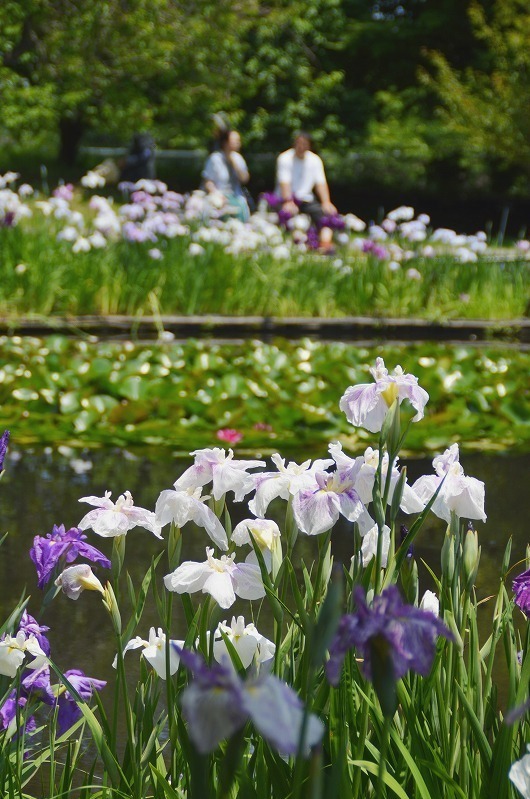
212,616 -> 275,669
78,490 -> 162,538
164,547 -> 265,609
360,524 -> 391,567
249,453 -> 333,517
55,564 -> 105,600
232,518 -> 281,570
339,357 -> 429,433
175,448 -> 265,502
117,628 -> 183,679
412,444 -> 486,523
155,486 -> 228,550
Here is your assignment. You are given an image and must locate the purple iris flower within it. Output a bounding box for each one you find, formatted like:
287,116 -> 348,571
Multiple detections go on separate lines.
22,663 -> 55,705
30,524 -> 111,589
513,568 -> 530,615
306,226 -> 320,249
18,611 -> 51,656
0,692 -> 36,735
326,585 -> 452,686
0,430 -> 10,471
175,647 -> 323,755
260,192 -> 282,209
57,669 -> 106,733
319,214 -> 345,231
277,208 -> 293,227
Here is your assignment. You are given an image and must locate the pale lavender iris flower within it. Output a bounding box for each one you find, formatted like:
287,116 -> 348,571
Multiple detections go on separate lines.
339,357 -> 429,432
329,442 -> 425,516
292,468 -> 364,536
248,453 -> 333,517
510,746 -> 530,797
176,647 -> 323,755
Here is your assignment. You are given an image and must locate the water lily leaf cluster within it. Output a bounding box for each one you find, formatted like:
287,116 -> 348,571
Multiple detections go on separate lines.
0,335 -> 528,453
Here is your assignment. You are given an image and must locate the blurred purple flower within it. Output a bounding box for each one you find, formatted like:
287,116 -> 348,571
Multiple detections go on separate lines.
30,524 -> 111,589
0,430 -> 10,471
326,585 -> 451,686
319,214 -> 345,231
372,244 -> 389,260
260,192 -> 282,209
306,226 -> 320,249
57,669 -> 106,733
513,568 -> 530,616
53,184 -> 74,201
278,208 -> 293,227
176,647 -> 323,755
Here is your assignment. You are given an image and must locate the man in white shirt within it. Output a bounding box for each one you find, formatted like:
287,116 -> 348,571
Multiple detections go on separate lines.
276,132 -> 338,250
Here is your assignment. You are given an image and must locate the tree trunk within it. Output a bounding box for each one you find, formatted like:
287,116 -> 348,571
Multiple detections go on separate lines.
58,117 -> 84,165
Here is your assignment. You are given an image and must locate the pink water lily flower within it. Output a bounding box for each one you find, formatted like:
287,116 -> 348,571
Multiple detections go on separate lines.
78,490 -> 162,538
339,357 -> 429,433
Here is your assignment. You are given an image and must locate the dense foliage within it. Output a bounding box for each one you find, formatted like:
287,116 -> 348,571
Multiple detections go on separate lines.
1,0 -> 529,193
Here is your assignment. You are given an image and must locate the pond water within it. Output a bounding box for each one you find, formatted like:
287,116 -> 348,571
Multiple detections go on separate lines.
0,444 -> 528,689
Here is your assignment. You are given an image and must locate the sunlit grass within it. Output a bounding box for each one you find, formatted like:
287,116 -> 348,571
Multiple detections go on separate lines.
1,223 -> 527,319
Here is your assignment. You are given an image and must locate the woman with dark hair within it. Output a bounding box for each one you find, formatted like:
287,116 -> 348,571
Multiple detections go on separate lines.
202,129 -> 250,222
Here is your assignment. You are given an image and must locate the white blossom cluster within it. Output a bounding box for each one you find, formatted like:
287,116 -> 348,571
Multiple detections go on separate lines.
1,172 -> 523,273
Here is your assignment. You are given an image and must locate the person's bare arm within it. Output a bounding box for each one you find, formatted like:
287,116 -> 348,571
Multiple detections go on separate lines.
279,181 -> 298,215
230,155 -> 250,185
315,181 -> 337,216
